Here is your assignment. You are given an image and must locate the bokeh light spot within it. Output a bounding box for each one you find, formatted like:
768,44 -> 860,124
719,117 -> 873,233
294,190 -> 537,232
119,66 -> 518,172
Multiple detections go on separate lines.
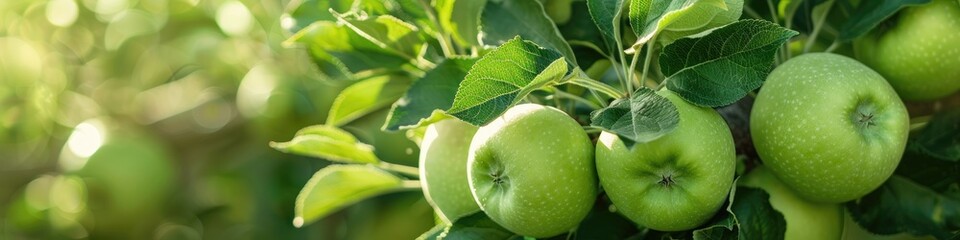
46,0 -> 79,27
237,64 -> 278,118
65,120 -> 105,163
24,175 -> 56,210
216,1 -> 252,37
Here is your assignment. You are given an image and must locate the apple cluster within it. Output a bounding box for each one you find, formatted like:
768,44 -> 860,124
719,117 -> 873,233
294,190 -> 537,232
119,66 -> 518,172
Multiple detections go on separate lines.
420,91 -> 737,237
416,1 -> 958,237
417,53 -> 920,238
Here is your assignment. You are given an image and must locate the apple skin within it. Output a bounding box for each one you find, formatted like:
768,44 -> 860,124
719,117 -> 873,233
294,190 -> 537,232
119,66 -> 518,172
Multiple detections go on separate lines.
595,90 -> 736,231
853,0 -> 960,101
751,53 -> 909,203
419,118 -> 481,224
467,104 -> 597,238
740,166 -> 844,240
543,0 -> 573,25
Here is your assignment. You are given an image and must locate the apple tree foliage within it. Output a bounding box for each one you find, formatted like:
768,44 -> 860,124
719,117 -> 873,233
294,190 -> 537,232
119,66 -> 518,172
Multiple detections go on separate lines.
269,0 -> 960,239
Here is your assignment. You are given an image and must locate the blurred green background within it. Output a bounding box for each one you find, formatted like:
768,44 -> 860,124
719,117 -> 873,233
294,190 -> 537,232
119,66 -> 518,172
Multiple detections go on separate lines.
0,0 -> 433,239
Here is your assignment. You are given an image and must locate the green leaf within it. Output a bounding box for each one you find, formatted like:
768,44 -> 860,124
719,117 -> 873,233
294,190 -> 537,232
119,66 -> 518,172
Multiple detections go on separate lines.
838,0 -> 931,41
328,75 -> 411,126
846,176 -> 960,239
438,211 -> 518,240
688,184 -> 787,240
628,0 -> 651,39
731,187 -> 787,240
660,19 -> 798,107
589,88 -> 679,144
436,0 -> 488,47
384,57 -> 478,131
270,125 -> 380,164
447,37 -> 569,126
480,0 -> 578,64
587,0 -> 625,54
910,108 -> 960,161
628,0 -> 726,48
691,214 -> 737,240
332,13 -> 426,60
293,165 -> 406,227
289,21 -> 410,82
688,181 -> 740,240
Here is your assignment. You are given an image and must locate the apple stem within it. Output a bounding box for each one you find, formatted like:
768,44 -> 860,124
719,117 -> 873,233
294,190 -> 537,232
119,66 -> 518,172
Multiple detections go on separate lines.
401,180 -> 422,189
765,0 -> 779,25
743,5 -> 764,20
824,40 -> 841,53
639,40 -> 656,91
612,11 -> 631,96
378,162 -> 420,178
583,127 -> 603,134
626,46 -> 642,95
551,88 -> 602,110
804,0 -> 836,53
566,76 -> 625,99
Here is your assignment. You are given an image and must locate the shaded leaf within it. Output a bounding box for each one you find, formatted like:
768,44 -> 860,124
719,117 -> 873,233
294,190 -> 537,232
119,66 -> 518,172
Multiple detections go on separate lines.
436,0 -> 488,47
896,147 -> 960,194
447,37 -> 570,126
480,0 -> 577,64
270,125 -> 380,164
560,1 -> 610,67
587,0 -> 625,54
293,165 -> 405,227
332,13 -> 426,59
660,19 -> 798,107
688,184 -> 787,240
731,187 -> 786,240
910,108 -> 960,161
846,176 -> 960,239
589,88 -> 679,145
571,197 -> 643,240
288,21 -> 410,82
328,76 -> 411,126
384,57 -> 478,131
839,0 -> 931,41
439,211 -> 518,240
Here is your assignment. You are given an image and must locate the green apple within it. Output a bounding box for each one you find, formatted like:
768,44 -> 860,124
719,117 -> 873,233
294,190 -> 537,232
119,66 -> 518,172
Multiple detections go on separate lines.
542,0 -> 573,25
467,104 -> 596,238
419,118 -> 481,224
595,90 -> 736,231
751,53 -> 909,203
740,166 -> 844,240
853,0 -> 960,101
